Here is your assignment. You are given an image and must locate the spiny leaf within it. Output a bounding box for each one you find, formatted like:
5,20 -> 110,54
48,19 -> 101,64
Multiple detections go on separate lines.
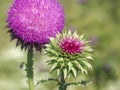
36,78 -> 59,86
57,58 -> 64,63
66,80 -> 90,87
84,46 -> 93,52
79,34 -> 84,40
81,60 -> 92,70
68,62 -> 73,72
63,68 -> 68,79
73,31 -> 78,38
46,49 -> 58,56
45,50 -> 58,57
57,69 -> 60,76
83,69 -> 88,74
50,63 -> 58,73
78,80 -> 90,86
85,56 -> 94,61
74,61 -> 84,73
47,59 -> 57,65
44,44 -> 51,48
71,67 -> 77,78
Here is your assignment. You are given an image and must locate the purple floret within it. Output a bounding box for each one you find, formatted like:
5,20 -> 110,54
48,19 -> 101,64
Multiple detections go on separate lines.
7,0 -> 65,47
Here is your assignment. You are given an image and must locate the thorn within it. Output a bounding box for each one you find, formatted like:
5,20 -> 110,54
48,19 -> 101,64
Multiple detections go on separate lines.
10,35 -> 16,41
34,44 -> 42,52
5,24 -> 10,28
68,26 -> 76,33
27,44 -> 33,52
7,29 -> 13,33
21,42 -> 26,50
16,39 -> 22,47
24,43 -> 29,51
24,46 -> 28,51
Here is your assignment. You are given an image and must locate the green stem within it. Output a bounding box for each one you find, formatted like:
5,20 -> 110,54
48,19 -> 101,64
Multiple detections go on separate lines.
59,72 -> 67,90
26,47 -> 35,90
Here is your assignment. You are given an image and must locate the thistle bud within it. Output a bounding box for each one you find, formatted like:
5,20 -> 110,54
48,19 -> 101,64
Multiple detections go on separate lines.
45,29 -> 94,78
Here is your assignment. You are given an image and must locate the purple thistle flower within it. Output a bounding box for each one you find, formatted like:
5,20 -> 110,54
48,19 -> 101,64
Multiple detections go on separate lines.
7,0 -> 65,50
60,37 -> 84,54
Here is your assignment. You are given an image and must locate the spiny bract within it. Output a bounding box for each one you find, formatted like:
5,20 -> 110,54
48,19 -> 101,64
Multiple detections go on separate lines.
45,29 -> 94,79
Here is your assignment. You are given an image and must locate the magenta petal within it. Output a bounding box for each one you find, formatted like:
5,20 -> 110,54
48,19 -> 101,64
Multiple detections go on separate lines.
7,0 -> 65,45
60,37 -> 84,54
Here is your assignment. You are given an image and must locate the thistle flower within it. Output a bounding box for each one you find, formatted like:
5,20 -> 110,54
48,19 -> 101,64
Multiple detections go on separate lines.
45,29 -> 94,78
7,0 -> 65,51
60,37 -> 84,54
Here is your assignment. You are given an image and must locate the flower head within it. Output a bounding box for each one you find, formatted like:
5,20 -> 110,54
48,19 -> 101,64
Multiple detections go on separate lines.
60,37 -> 84,54
45,29 -> 94,78
7,0 -> 65,50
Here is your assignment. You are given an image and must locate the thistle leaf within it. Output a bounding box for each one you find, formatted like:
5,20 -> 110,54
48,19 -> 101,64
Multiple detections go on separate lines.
71,67 -> 77,78
57,69 -> 60,76
74,61 -> 84,73
63,68 -> 67,79
68,62 -> 73,72
81,60 -> 92,70
84,46 -> 93,52
79,34 -> 84,39
50,63 -> 58,73
83,69 -> 88,74
78,80 -> 90,86
85,56 -> 94,61
47,59 -> 57,65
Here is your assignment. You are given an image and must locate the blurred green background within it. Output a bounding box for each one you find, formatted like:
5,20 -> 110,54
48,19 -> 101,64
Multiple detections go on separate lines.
0,0 -> 120,90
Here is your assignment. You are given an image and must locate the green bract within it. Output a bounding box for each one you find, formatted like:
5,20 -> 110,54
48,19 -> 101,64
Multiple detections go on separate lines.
45,29 -> 94,79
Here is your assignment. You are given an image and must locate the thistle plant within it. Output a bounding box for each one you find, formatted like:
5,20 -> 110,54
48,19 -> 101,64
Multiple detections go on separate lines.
6,0 -> 64,90
44,29 -> 94,90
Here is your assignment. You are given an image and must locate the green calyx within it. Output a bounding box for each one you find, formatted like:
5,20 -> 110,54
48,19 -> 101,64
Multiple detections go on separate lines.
45,29 -> 94,79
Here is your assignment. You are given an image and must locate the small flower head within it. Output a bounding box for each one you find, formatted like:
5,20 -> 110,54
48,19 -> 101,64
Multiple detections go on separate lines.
45,29 -> 94,78
7,0 -> 65,51
60,37 -> 84,54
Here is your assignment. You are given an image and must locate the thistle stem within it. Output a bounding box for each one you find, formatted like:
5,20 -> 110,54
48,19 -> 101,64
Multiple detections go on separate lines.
59,72 -> 67,90
26,47 -> 35,90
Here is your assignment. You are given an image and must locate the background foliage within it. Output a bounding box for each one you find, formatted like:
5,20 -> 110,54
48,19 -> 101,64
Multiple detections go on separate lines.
0,0 -> 120,90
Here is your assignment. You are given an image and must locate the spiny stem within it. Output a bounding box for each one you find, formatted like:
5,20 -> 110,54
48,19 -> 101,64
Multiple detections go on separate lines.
26,47 -> 35,90
59,72 -> 67,90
